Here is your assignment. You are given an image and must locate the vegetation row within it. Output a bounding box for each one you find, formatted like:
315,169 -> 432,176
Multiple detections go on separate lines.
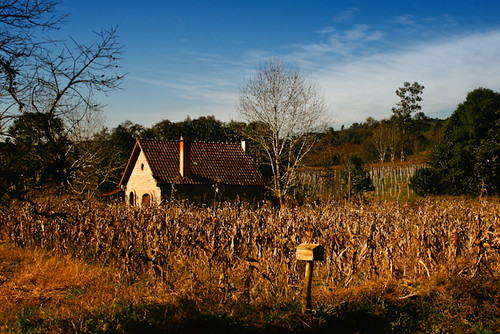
2,199 -> 498,296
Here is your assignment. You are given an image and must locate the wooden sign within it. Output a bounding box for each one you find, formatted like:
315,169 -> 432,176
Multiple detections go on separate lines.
296,243 -> 324,262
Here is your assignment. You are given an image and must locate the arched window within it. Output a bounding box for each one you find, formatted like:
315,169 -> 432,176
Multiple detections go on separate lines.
129,192 -> 135,206
142,193 -> 151,207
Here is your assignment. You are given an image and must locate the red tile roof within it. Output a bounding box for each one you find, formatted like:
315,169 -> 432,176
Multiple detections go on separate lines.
120,139 -> 267,187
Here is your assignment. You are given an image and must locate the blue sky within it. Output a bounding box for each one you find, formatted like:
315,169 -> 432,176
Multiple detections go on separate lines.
58,1 -> 500,129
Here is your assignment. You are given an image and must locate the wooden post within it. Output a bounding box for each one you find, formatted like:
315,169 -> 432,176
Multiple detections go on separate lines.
296,243 -> 324,314
348,170 -> 351,201
302,261 -> 314,313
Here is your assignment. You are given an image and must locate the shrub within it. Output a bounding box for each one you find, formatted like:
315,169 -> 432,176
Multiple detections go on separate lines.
410,168 -> 441,196
340,156 -> 374,199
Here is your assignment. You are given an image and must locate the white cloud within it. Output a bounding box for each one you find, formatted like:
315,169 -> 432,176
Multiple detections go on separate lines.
317,26 -> 335,34
298,29 -> 500,126
332,8 -> 358,23
129,74 -> 236,104
112,29 -> 500,129
390,15 -> 415,25
291,24 -> 386,64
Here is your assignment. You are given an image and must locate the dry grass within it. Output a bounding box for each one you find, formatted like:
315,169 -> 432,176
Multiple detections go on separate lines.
1,243 -> 102,332
0,242 -> 171,333
1,198 -> 499,332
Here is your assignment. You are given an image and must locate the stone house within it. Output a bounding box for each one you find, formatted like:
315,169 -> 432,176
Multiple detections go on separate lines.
118,138 -> 267,206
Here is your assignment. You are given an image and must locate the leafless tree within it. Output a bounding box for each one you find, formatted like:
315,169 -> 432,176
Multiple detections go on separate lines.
387,120 -> 401,163
1,0 -> 122,135
1,0 -> 61,134
64,109 -> 126,199
0,0 -> 123,204
372,120 -> 391,163
237,57 -> 328,206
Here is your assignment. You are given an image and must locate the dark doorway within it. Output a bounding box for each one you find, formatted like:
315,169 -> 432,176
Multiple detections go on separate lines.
142,193 -> 151,206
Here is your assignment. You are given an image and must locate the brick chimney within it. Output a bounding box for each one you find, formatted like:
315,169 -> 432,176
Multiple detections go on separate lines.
180,136 -> 191,178
241,139 -> 247,153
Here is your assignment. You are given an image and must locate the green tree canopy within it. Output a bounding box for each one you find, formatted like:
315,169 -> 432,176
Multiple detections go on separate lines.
1,112 -> 70,200
411,87 -> 500,196
150,116 -> 237,142
391,82 -> 425,161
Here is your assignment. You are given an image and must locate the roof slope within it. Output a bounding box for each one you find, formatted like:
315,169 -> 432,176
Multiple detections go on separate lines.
120,139 -> 267,187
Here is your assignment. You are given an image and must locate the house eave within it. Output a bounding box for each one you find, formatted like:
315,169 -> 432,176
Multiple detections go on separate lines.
118,140 -> 142,188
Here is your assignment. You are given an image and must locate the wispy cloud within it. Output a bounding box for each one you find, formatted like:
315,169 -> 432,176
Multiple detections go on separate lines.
130,74 -> 235,103
332,8 -> 358,23
391,15 -> 415,25
308,29 -> 500,125
288,24 -> 385,66
122,27 -> 500,127
344,24 -> 383,42
317,26 -> 335,35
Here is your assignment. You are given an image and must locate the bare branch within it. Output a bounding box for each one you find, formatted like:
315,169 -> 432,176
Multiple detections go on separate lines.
0,1 -> 124,206
237,57 -> 328,205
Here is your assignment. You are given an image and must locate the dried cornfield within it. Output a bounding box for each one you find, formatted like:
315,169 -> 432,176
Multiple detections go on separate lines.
1,199 -> 499,305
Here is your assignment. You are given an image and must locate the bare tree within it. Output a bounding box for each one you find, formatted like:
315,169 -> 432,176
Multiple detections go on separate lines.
1,0 -> 63,134
237,57 -> 327,206
0,0 -> 123,204
64,109 -> 126,199
372,120 -> 391,163
1,0 -> 122,136
387,120 -> 401,163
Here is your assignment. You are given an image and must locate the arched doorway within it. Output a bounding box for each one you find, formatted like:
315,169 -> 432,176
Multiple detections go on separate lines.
142,193 -> 151,207
129,192 -> 135,206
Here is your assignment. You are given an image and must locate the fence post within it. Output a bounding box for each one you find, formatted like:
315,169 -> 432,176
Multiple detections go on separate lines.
296,243 -> 324,313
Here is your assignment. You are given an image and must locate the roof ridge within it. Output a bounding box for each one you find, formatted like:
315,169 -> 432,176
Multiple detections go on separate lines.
138,138 -> 243,145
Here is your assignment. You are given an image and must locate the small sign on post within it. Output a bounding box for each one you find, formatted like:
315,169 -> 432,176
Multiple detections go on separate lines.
296,243 -> 324,314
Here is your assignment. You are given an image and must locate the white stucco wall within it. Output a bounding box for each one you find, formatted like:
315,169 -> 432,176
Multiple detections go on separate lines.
125,150 -> 161,206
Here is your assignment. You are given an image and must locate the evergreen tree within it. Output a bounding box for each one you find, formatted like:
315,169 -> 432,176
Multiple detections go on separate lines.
340,156 -> 374,200
411,88 -> 500,196
391,82 -> 425,161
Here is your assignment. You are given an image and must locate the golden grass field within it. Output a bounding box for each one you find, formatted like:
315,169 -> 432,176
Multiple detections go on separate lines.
1,198 -> 499,332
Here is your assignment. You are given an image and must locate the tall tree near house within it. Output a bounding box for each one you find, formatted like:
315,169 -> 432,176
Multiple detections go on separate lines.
64,112 -> 128,198
0,0 -> 123,205
237,57 -> 327,206
391,82 -> 424,161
